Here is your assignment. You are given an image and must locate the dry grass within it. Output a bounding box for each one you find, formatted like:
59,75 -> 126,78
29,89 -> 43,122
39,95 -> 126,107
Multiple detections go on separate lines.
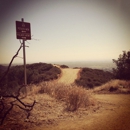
93,80 -> 130,94
26,82 -> 95,111
23,79 -> 130,112
66,86 -> 94,111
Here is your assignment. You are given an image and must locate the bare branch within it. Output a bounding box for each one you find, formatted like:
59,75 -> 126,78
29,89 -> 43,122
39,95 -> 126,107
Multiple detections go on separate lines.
0,43 -> 23,82
0,42 -> 36,125
0,91 -> 36,125
0,102 -> 13,125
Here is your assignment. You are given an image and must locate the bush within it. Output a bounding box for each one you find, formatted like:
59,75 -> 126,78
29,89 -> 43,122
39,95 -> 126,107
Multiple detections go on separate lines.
109,86 -> 118,92
113,51 -> 130,80
60,65 -> 69,68
66,87 -> 91,111
38,82 -> 94,111
0,63 -> 61,95
93,80 -> 130,94
75,68 -> 113,88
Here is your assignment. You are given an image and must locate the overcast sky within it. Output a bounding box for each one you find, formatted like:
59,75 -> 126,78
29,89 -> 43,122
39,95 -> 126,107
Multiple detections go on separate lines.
0,0 -> 130,64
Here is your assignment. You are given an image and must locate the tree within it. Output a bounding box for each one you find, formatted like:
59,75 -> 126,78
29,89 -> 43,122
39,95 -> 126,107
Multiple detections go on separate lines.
113,51 -> 130,80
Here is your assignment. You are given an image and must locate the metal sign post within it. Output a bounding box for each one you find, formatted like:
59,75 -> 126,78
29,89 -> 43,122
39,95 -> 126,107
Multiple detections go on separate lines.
21,18 -> 27,85
16,18 -> 31,86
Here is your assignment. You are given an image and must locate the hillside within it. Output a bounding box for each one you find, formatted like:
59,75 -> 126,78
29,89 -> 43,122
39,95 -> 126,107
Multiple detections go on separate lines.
75,67 -> 113,88
0,64 -> 130,130
0,63 -> 61,95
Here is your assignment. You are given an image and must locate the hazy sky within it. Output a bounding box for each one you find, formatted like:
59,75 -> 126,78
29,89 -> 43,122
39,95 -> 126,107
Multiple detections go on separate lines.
0,0 -> 130,64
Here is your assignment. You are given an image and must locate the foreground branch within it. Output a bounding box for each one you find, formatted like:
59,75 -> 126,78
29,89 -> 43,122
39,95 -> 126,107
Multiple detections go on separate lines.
0,94 -> 36,125
0,43 -> 23,82
0,42 -> 36,125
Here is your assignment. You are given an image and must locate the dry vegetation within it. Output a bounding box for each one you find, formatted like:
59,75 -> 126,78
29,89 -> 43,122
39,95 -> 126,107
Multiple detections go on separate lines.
93,79 -> 130,94
0,82 -> 96,129
1,80 -> 130,129
28,82 -> 95,111
1,60 -> 130,129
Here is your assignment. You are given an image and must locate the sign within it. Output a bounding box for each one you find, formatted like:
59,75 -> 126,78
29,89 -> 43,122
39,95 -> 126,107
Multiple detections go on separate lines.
16,21 -> 31,40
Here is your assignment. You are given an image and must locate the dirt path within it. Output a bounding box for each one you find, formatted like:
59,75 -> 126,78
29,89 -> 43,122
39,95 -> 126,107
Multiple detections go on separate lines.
33,67 -> 130,130
57,68 -> 80,85
32,94 -> 130,130
1,67 -> 130,130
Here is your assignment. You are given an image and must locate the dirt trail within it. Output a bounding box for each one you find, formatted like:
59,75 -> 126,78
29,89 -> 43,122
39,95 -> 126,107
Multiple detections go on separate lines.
32,94 -> 130,130
57,68 -> 80,84
1,67 -> 130,130
37,66 -> 130,130
32,67 -> 130,130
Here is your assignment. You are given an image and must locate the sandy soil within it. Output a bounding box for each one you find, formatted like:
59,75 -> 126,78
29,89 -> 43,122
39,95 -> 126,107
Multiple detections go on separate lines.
2,93 -> 130,130
57,68 -> 80,85
27,94 -> 130,130
1,67 -> 130,130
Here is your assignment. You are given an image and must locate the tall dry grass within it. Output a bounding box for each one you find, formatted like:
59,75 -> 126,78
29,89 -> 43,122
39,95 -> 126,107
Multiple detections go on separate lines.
26,82 -> 95,111
93,79 -> 130,93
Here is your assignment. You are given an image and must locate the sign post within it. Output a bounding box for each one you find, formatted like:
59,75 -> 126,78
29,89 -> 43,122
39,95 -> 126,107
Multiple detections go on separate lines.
21,18 -> 27,85
16,18 -> 31,85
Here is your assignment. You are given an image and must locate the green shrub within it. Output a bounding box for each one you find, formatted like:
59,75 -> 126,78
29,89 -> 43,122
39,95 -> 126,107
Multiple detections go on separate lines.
113,51 -> 130,80
0,63 -> 61,95
75,68 -> 113,89
60,65 -> 69,68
